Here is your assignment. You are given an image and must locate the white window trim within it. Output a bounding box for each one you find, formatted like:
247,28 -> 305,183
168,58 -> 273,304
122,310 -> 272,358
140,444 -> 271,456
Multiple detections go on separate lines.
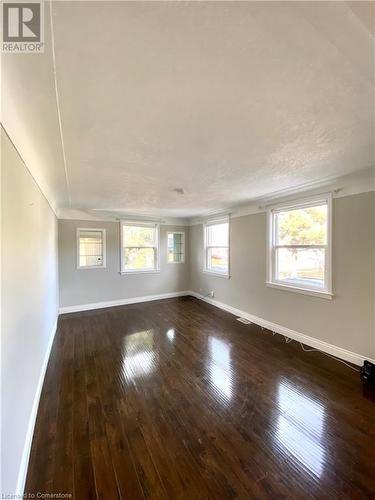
77,228 -> 106,270
203,215 -> 230,278
120,220 -> 160,275
167,231 -> 185,264
266,193 -> 333,300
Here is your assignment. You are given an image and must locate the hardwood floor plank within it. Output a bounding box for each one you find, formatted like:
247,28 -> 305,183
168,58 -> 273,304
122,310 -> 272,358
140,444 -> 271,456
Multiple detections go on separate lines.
51,328 -> 75,497
73,325 -> 97,500
118,398 -> 169,500
83,328 -> 121,500
92,339 -> 146,500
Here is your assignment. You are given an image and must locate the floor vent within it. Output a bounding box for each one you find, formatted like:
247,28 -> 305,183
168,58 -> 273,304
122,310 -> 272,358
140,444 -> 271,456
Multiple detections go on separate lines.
236,317 -> 252,325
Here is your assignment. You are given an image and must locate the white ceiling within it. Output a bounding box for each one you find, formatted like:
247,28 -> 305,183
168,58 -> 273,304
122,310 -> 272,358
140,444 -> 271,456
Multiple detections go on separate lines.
2,1 -> 375,218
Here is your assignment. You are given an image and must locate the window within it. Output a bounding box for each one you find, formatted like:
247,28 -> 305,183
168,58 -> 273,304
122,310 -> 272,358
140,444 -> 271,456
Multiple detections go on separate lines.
267,194 -> 332,298
204,217 -> 230,277
167,232 -> 185,263
120,222 -> 159,273
77,228 -> 106,269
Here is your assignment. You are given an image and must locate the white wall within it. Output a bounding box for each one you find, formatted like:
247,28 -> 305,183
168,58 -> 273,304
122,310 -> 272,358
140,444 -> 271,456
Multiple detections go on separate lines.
189,192 -> 375,360
1,128 -> 59,495
58,219 -> 189,309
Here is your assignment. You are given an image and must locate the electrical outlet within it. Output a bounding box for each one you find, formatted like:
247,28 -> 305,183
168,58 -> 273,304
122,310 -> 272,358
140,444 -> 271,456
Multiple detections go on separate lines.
210,291 -> 214,298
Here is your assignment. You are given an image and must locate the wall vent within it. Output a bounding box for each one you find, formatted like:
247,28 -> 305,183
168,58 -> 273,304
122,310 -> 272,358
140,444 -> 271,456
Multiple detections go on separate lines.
236,317 -> 252,325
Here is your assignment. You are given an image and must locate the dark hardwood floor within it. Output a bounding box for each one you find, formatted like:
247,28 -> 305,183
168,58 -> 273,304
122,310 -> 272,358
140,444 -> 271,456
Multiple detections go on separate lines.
25,297 -> 375,499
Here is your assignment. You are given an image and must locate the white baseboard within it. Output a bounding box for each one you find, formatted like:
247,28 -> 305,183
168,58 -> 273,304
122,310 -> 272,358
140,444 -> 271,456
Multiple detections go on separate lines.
188,291 -> 373,367
59,290 -> 191,314
15,316 -> 58,496
59,289 -> 372,366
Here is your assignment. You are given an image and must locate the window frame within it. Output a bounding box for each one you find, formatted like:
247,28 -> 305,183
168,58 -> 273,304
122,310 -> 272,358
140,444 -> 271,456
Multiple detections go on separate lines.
120,221 -> 160,275
266,193 -> 333,299
76,228 -> 106,270
167,231 -> 185,264
203,216 -> 230,278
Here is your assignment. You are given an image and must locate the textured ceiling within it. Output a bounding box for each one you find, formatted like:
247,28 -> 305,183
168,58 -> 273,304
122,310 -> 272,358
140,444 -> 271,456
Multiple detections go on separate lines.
2,1 -> 375,217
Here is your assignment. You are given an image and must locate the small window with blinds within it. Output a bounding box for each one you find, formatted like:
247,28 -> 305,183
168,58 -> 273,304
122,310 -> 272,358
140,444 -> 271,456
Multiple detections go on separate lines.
167,232 -> 185,263
77,228 -> 106,269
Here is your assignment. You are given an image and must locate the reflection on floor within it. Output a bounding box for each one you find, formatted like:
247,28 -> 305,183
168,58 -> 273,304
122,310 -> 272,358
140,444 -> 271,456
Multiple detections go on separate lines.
276,380 -> 325,478
208,337 -> 233,404
122,329 -> 158,382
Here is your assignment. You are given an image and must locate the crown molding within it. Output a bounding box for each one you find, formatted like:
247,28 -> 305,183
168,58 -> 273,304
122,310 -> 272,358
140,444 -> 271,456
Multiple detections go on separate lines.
57,208 -> 190,226
189,166 -> 375,225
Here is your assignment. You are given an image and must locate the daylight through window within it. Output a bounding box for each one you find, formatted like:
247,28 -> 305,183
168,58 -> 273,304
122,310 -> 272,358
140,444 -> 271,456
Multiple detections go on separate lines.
267,195 -> 332,297
204,217 -> 230,276
121,223 -> 159,273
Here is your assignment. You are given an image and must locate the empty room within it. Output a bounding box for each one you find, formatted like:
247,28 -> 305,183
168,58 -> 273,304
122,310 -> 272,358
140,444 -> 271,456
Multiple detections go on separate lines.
1,1 -> 375,498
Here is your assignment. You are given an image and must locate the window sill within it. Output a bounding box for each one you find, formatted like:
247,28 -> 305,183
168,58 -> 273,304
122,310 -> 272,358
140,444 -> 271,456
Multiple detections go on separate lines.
120,269 -> 160,275
202,270 -> 230,279
266,281 -> 333,300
